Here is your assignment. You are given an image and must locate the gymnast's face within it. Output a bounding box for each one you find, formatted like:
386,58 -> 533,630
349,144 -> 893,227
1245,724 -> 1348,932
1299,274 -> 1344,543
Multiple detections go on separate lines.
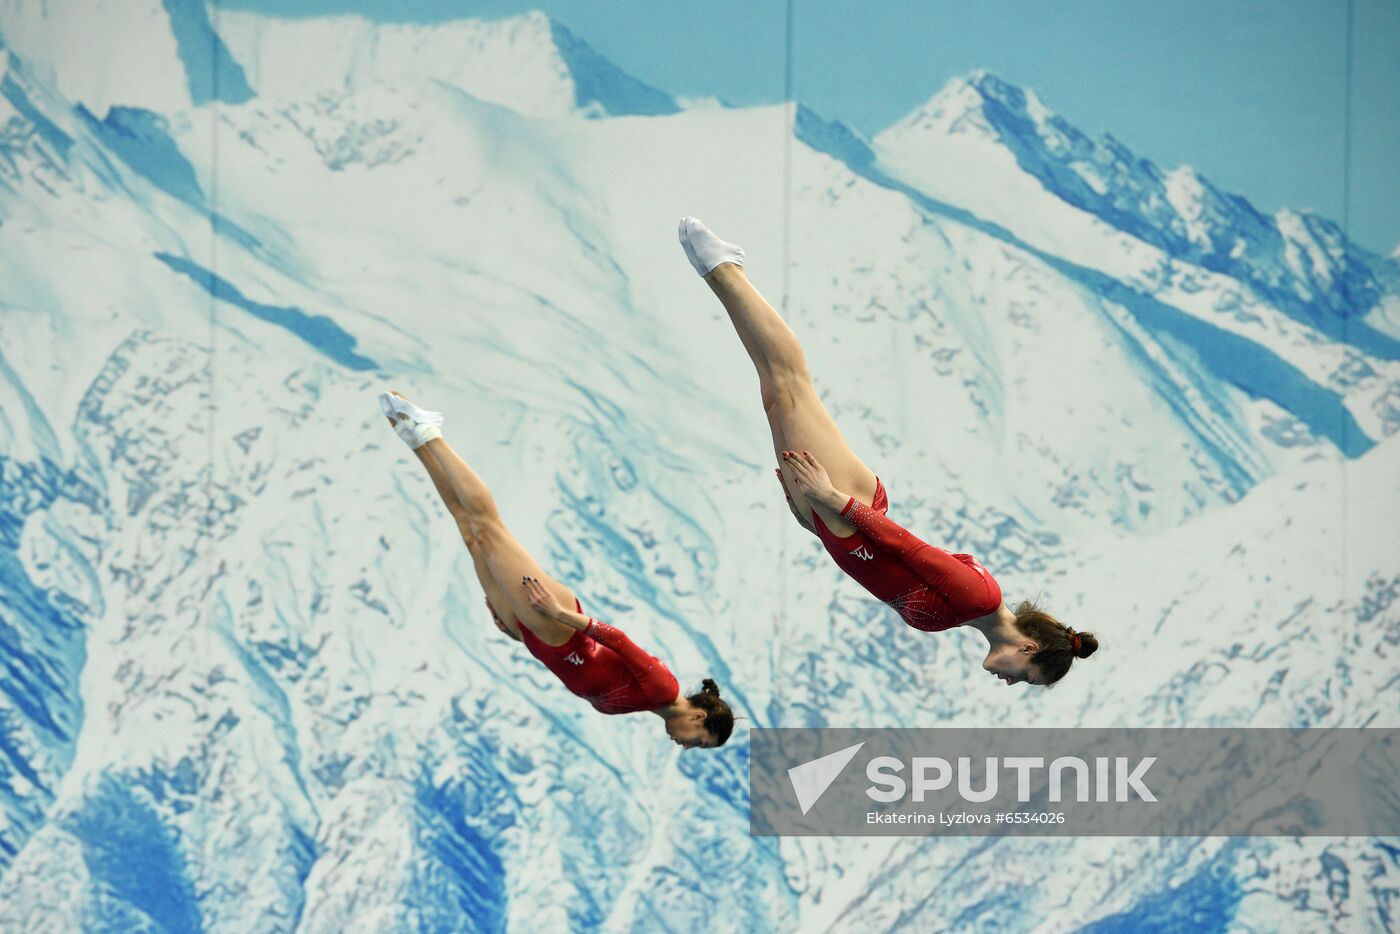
665,705 -> 718,749
982,640 -> 1046,687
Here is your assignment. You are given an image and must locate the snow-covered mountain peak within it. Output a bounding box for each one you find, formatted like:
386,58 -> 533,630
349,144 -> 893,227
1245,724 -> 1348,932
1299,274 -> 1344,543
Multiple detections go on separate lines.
875,70 -> 1394,346
884,69 -> 1237,223
891,70 -> 1061,143
216,9 -> 678,120
888,73 -> 990,138
885,69 -> 1159,187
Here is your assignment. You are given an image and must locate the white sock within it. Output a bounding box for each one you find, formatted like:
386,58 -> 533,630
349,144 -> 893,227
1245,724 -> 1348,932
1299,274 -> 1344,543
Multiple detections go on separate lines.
378,391 -> 444,426
397,421 -> 441,449
678,217 -> 745,277
378,391 -> 444,449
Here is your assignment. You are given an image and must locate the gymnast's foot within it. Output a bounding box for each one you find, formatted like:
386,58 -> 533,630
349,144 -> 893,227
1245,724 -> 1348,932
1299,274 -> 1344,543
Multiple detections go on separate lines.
378,390 -> 443,449
678,216 -> 745,277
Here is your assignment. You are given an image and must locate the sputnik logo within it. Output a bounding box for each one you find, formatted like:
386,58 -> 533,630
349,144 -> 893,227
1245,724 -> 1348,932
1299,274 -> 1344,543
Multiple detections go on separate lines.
788,742 -> 866,815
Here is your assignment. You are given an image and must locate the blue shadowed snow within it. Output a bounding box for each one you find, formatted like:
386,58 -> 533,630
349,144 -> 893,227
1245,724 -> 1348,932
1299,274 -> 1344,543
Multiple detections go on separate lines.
66,776 -> 203,934
0,73 -> 73,160
75,106 -> 265,255
286,824 -> 316,927
78,106 -> 204,204
412,764 -> 512,931
549,21 -> 679,117
154,252 -> 380,372
795,105 -> 876,172
1083,266 -> 1373,459
0,551 -> 73,745
1376,843 -> 1400,931
160,0 -> 254,105
678,732 -> 749,810
209,213 -> 266,256
1080,848 -> 1242,933
0,457 -> 95,869
213,596 -> 320,850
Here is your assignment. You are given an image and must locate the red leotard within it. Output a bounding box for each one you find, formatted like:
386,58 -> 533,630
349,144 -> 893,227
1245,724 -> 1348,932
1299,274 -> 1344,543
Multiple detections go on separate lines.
518,606 -> 680,715
810,479 -> 1002,632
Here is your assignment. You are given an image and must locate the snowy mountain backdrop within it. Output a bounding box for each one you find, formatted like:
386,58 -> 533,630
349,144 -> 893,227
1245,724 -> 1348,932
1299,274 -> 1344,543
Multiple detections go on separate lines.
0,2 -> 1397,931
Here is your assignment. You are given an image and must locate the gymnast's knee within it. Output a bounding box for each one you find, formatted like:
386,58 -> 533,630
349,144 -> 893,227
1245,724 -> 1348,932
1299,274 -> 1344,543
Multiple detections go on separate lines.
456,514 -> 507,554
759,377 -> 782,414
468,516 -> 509,552
763,367 -> 812,416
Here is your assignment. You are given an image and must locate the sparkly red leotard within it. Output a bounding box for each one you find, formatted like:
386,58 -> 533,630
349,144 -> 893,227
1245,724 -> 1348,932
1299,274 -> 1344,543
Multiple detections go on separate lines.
519,611 -> 680,715
810,479 -> 1003,632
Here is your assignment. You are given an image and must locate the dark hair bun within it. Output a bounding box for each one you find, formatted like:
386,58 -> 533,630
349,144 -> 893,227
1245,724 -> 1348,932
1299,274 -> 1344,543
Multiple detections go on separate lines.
686,678 -> 735,747
1073,632 -> 1099,659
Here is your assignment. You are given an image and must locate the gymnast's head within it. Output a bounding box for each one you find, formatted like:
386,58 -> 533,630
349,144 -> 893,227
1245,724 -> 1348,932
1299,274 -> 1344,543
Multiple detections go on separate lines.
982,599 -> 1098,687
666,678 -> 735,749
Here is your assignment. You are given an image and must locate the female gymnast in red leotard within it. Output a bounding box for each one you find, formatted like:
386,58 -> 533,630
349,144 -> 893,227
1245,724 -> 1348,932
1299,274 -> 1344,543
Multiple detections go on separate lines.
678,218 -> 1098,686
380,391 -> 733,746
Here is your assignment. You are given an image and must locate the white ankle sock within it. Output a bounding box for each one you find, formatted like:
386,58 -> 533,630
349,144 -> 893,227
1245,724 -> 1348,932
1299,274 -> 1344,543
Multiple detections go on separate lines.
397,421 -> 441,449
378,391 -> 444,449
379,392 -> 444,426
678,217 -> 745,276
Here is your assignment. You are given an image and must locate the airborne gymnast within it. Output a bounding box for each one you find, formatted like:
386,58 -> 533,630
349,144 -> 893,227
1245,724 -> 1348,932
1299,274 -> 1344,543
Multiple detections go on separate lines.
678,218 -> 1097,686
379,391 -> 733,746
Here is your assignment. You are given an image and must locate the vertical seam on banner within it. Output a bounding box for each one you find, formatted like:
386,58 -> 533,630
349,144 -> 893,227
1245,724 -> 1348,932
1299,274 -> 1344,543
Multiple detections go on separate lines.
1341,0 -> 1352,604
783,0 -> 795,290
780,0 -> 795,691
207,3 -> 221,671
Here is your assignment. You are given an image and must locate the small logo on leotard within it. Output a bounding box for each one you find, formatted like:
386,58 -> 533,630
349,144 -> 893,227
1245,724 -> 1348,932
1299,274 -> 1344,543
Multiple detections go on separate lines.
564,652 -> 584,665
850,545 -> 875,561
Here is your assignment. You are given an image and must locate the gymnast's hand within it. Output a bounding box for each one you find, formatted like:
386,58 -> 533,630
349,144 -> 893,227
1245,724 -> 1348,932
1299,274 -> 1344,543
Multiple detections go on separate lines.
782,450 -> 846,512
522,576 -> 563,620
775,468 -> 816,535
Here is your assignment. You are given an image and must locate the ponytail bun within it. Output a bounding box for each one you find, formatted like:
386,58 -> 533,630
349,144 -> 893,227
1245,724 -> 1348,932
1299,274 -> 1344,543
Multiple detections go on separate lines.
1013,600 -> 1095,684
687,678 -> 734,746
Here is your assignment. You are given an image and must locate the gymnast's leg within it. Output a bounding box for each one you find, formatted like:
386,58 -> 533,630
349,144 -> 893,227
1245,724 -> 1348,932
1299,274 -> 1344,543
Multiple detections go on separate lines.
679,218 -> 878,534
382,392 -> 577,646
